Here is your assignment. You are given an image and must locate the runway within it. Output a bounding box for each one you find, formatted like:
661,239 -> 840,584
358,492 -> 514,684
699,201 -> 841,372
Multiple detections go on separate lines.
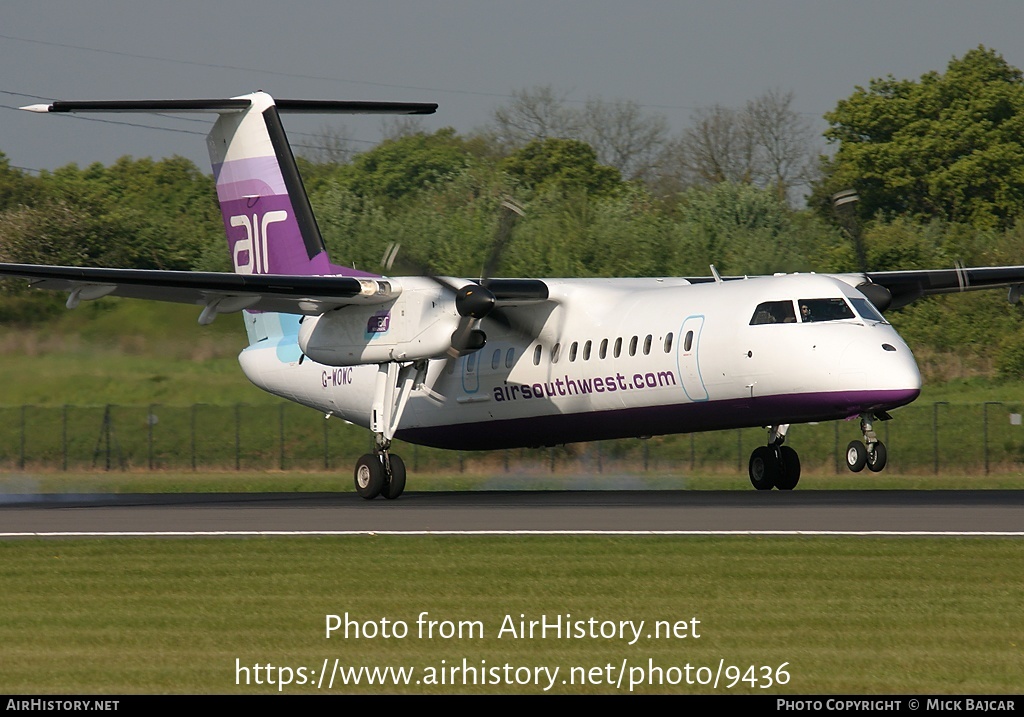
1,490 -> 1022,536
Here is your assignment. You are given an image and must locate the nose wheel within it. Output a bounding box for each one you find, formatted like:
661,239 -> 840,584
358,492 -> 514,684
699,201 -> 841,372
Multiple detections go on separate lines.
845,415 -> 888,473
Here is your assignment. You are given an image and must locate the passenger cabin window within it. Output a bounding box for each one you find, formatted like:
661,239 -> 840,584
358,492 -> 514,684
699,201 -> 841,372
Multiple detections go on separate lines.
614,338 -> 622,358
583,340 -> 592,360
491,349 -> 501,370
664,333 -> 673,353
750,300 -> 796,325
684,331 -> 694,352
643,334 -> 652,355
799,298 -> 856,323
533,345 -> 542,366
505,347 -> 516,368
629,336 -> 638,356
551,343 -> 561,363
569,342 -> 578,362
599,339 -> 608,359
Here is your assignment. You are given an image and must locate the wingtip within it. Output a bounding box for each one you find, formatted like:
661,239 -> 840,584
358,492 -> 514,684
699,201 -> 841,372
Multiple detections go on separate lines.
19,103 -> 52,113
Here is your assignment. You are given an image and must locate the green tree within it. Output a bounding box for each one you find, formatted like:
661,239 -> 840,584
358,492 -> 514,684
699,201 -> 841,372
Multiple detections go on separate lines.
502,138 -> 622,196
666,182 -> 839,275
0,152 -> 35,211
816,47 -> 1024,229
340,128 -> 472,203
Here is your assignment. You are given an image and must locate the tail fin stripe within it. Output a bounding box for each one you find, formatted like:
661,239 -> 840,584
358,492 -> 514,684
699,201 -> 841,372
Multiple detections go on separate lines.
262,106 -> 327,262
212,156 -> 286,201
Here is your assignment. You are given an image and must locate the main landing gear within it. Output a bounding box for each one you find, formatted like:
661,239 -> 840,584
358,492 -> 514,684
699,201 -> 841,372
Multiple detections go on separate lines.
748,424 -> 801,490
354,446 -> 407,500
845,414 -> 888,473
352,361 -> 424,500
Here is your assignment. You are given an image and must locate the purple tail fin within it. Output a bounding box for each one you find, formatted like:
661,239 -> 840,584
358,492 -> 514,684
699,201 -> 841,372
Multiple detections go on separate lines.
209,92 -> 376,278
23,92 -> 436,279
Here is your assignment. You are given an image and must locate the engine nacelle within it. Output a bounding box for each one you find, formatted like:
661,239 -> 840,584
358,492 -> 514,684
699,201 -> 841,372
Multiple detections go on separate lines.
298,282 -> 460,366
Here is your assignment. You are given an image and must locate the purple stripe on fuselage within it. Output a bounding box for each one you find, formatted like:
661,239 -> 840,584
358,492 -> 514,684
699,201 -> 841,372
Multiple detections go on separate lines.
396,388 -> 921,450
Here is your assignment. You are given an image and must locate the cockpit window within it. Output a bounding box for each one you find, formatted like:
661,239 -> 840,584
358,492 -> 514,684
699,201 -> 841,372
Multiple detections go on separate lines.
798,298 -> 856,323
749,300 -> 797,325
850,297 -> 888,323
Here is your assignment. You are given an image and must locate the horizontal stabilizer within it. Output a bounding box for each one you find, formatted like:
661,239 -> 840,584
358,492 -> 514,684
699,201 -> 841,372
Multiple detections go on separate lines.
21,98 -> 437,115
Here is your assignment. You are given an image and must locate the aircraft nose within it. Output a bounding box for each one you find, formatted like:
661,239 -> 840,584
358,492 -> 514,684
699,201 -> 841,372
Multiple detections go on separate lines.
840,335 -> 922,397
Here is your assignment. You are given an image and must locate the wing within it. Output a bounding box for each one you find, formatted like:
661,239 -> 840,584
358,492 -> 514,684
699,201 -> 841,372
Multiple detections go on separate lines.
862,266 -> 1024,310
685,265 -> 1024,312
0,263 -> 398,324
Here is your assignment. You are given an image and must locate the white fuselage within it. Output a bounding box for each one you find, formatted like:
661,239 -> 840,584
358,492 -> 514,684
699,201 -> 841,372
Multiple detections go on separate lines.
238,273 -> 922,450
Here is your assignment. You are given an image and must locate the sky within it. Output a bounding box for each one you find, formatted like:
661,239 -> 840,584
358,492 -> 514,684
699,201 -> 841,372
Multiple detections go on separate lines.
3,1 -> 1024,173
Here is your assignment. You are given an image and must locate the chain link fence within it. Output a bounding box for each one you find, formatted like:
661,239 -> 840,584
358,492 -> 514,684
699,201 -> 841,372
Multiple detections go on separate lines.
1,401 -> 1023,474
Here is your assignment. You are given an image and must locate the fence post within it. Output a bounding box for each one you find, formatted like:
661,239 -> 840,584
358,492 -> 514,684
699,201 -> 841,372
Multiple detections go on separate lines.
833,421 -> 840,474
104,404 -> 111,471
19,405 -> 26,469
279,404 -> 285,470
62,404 -> 68,472
235,403 -> 242,471
933,402 -> 948,474
983,401 -> 1002,475
323,416 -> 330,471
147,404 -> 155,471
191,404 -> 198,472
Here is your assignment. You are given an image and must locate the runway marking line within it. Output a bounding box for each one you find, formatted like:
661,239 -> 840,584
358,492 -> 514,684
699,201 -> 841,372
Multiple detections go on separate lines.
1,530 -> 1022,537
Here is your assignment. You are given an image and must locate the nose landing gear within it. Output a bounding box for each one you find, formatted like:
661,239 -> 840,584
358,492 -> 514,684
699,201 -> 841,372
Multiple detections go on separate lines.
845,414 -> 888,473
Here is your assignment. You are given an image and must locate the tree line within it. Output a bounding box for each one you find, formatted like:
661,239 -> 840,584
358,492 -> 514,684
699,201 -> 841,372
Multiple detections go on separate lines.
3,46 -> 1024,380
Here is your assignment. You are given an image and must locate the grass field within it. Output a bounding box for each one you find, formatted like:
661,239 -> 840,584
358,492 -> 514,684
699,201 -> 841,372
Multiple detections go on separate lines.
1,536 -> 1020,694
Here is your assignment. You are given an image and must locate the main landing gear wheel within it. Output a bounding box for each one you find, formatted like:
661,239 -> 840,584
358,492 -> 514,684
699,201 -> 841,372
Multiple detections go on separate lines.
846,441 -> 868,472
748,446 -> 778,490
354,453 -> 386,499
381,454 -> 407,500
774,446 -> 801,490
866,441 -> 887,473
749,443 -> 802,490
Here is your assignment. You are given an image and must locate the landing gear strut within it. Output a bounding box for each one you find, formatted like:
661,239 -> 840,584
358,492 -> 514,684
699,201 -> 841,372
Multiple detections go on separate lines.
748,424 -> 801,490
845,414 -> 888,473
351,361 -> 424,500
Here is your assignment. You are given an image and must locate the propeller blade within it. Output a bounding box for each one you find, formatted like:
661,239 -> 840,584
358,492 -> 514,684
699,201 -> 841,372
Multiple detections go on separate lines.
386,198 -> 532,366
480,199 -> 524,280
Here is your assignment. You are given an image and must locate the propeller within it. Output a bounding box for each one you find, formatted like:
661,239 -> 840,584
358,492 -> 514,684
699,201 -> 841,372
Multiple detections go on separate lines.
444,199 -> 525,358
383,199 -> 541,361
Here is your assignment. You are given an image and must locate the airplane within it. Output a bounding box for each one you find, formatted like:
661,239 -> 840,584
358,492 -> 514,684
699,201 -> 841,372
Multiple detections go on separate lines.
4,91 -> 1024,498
